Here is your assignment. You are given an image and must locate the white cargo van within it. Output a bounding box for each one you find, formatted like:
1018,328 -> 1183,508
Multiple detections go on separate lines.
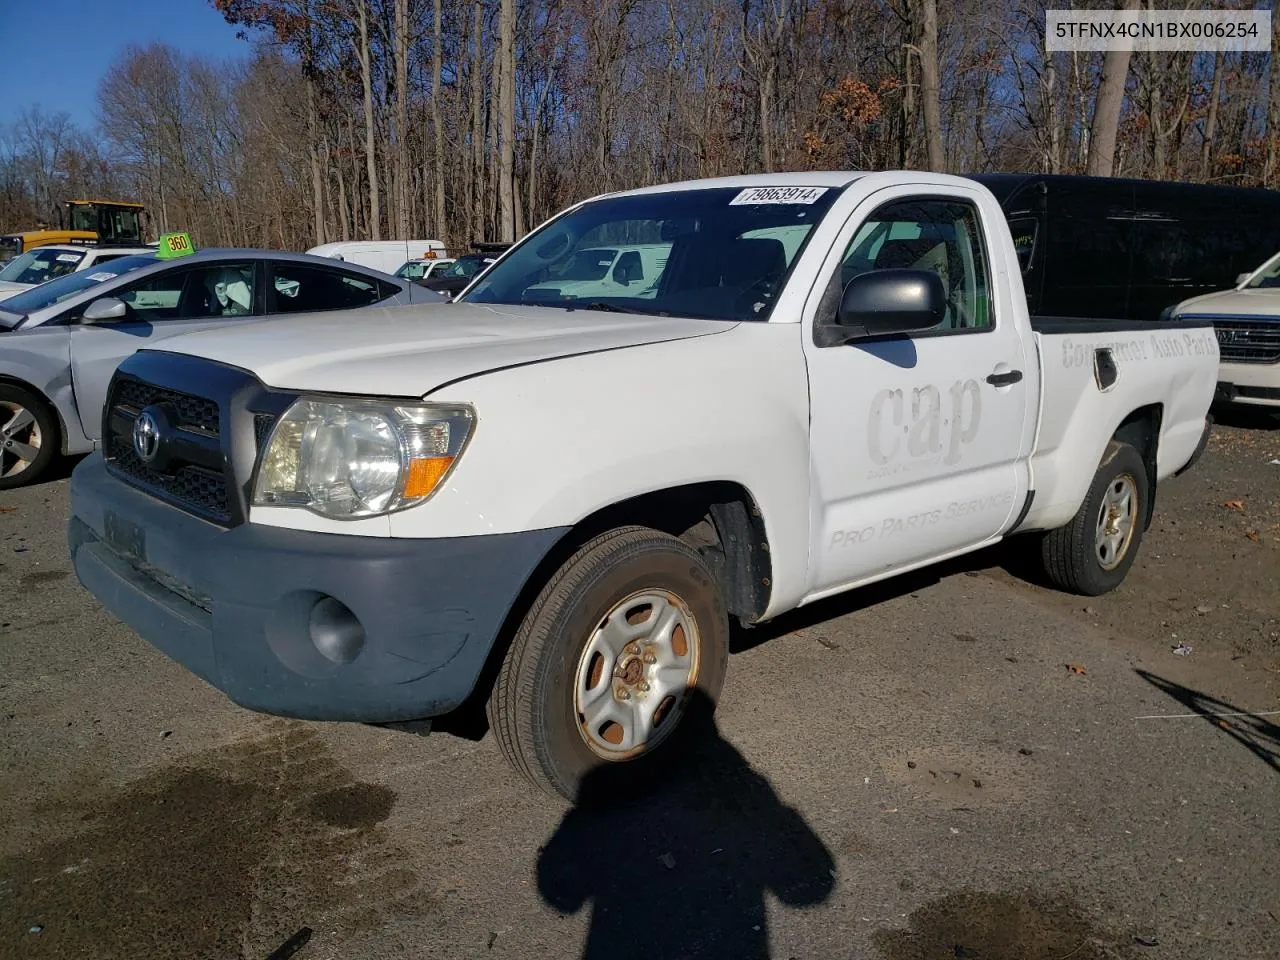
306,240 -> 447,275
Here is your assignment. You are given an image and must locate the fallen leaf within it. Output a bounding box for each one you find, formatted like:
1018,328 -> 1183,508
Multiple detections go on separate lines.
658,852 -> 675,869
1245,529 -> 1260,542
1066,663 -> 1088,675
0,506 -> 16,514
1223,500 -> 1245,511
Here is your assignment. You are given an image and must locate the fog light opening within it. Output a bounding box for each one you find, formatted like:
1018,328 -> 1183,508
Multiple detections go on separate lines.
309,596 -> 366,664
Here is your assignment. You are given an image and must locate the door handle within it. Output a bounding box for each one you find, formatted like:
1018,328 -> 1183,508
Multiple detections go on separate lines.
986,369 -> 1023,387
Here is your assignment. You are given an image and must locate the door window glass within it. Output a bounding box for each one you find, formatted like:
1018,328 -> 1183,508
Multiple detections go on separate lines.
839,197 -> 994,331
269,263 -> 392,313
115,262 -> 257,321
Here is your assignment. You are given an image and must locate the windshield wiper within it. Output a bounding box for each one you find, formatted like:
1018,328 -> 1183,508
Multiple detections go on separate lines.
564,300 -> 652,315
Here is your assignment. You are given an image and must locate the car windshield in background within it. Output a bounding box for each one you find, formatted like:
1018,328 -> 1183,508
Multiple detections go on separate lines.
442,255 -> 489,278
460,185 -> 842,321
1243,251 -> 1280,288
0,253 -> 156,317
0,248 -> 86,285
396,261 -> 427,279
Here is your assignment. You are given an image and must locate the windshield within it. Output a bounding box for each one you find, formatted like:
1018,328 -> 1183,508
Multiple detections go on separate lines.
395,261 -> 426,279
0,253 -> 155,315
0,248 -> 85,285
442,255 -> 489,279
70,206 -> 97,232
1243,250 -> 1280,288
461,185 -> 841,321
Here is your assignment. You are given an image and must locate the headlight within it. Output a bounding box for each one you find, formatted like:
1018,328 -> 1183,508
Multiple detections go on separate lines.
253,399 -> 474,519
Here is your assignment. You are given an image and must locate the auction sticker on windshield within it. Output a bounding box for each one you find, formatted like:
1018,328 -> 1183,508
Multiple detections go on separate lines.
730,186 -> 829,205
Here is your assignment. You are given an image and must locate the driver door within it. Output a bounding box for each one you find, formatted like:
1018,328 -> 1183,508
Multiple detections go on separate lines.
802,186 -> 1038,596
69,260 -> 262,441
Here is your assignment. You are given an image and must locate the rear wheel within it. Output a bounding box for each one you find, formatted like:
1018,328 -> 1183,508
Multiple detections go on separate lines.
1040,440 -> 1149,596
0,385 -> 58,490
487,525 -> 729,803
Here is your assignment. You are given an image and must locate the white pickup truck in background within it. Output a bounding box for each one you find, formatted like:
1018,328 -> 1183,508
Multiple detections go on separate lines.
67,172 -> 1218,803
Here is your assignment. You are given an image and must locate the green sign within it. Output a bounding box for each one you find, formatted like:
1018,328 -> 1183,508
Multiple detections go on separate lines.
155,231 -> 196,260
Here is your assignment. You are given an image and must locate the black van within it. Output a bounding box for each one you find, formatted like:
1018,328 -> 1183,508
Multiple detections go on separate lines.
966,173 -> 1280,322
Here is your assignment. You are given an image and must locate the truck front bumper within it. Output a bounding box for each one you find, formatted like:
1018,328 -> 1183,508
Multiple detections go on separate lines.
68,453 -> 566,722
1215,360 -> 1280,409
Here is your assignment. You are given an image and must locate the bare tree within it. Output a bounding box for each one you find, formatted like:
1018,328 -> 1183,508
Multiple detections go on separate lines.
918,0 -> 944,171
1086,0 -> 1139,177
497,0 -> 515,241
355,0 -> 381,240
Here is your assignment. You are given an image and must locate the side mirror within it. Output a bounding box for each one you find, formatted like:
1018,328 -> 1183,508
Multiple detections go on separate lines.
81,297 -> 128,323
814,269 -> 946,347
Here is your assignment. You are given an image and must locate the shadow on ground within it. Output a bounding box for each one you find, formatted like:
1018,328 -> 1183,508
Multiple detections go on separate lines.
536,691 -> 834,959
1137,669 -> 1280,775
873,888 -> 1138,960
1208,405 -> 1279,432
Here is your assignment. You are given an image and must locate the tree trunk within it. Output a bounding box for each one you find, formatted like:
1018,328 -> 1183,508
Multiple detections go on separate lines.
393,0 -> 410,238
497,0 -> 515,242
1045,53 -> 1061,173
1201,51 -> 1223,180
919,0 -> 944,172
760,63 -> 776,171
336,158 -> 351,241
1267,14 -> 1280,186
356,0 -> 381,239
304,10 -> 326,247
1086,0 -> 1138,178
432,0 -> 446,239
468,0 -> 484,245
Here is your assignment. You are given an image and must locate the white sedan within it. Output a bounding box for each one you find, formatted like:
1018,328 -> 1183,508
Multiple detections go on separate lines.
0,244 -> 153,301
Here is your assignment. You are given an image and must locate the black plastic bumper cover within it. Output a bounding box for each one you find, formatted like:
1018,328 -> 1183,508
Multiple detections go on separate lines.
68,453 -> 566,722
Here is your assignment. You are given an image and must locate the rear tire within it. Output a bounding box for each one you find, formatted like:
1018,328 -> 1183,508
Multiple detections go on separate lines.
0,384 -> 58,490
1041,440 -> 1149,596
487,525 -> 729,803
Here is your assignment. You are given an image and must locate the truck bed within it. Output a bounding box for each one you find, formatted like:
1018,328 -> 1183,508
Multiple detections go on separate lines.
1020,313 -> 1218,533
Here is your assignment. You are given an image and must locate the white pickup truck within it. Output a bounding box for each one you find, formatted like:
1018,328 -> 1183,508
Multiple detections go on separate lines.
68,172 -> 1218,802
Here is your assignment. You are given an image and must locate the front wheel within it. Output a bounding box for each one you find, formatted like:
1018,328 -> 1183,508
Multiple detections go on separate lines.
487,525 -> 729,803
0,385 -> 58,490
1040,440 -> 1149,596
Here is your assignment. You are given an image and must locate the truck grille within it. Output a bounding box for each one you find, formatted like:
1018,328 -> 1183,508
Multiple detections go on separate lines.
112,379 -> 220,434
1212,318 -> 1280,364
103,379 -> 231,525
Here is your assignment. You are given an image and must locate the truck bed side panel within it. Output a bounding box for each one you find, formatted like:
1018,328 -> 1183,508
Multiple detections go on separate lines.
1023,320 -> 1218,532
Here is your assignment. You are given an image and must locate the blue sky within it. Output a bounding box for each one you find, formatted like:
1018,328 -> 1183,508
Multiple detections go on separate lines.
0,0 -> 251,131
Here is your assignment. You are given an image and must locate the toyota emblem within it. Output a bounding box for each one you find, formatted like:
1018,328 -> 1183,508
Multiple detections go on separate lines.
133,410 -> 161,463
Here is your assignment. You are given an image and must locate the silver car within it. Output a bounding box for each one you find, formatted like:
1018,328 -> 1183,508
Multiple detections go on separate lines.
0,248 -> 445,488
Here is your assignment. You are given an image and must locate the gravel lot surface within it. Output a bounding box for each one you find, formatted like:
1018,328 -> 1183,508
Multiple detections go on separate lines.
2,416 -> 1277,960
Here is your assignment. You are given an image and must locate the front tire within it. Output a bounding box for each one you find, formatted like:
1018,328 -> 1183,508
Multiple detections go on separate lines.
0,385 -> 58,490
1040,440 -> 1149,596
487,525 -> 729,803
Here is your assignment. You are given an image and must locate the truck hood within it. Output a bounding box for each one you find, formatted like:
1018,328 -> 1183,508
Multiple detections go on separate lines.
1174,287 -> 1280,318
151,301 -> 737,397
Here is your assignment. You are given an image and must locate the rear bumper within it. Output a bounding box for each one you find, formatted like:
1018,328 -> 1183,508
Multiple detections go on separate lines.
68,453 -> 565,722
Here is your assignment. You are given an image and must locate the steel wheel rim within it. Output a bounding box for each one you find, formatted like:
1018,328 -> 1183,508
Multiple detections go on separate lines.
1095,473 -> 1137,571
0,401 -> 41,479
573,589 -> 700,761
